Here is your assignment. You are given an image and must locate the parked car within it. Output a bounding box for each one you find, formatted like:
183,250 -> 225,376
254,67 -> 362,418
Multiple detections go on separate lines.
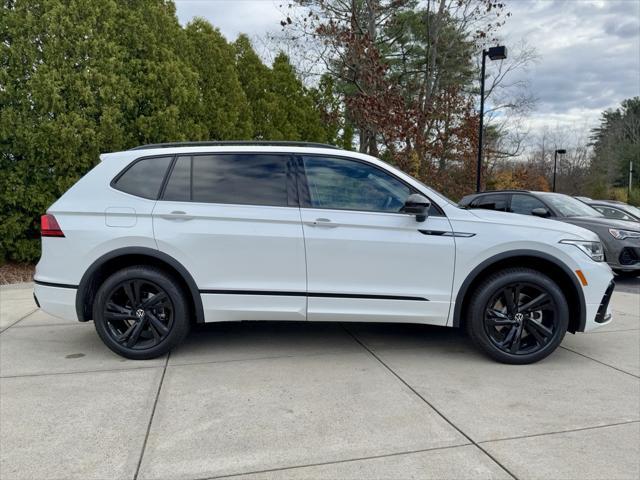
460,190 -> 640,277
35,142 -> 614,364
582,199 -> 640,223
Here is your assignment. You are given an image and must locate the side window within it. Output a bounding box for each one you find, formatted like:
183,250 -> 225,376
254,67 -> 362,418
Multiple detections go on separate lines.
510,194 -> 547,215
113,156 -> 172,199
595,206 -> 632,221
162,154 -> 289,207
302,156 -> 411,213
471,194 -> 508,212
163,156 -> 191,202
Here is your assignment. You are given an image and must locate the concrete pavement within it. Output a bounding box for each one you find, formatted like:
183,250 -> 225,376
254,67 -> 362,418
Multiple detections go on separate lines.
0,282 -> 638,480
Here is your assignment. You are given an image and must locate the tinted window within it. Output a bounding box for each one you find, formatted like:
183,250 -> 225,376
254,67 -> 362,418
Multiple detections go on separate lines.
162,154 -> 288,206
114,156 -> 172,199
303,156 -> 411,212
163,156 -> 191,202
470,194 -> 508,212
594,206 -> 633,221
510,194 -> 547,215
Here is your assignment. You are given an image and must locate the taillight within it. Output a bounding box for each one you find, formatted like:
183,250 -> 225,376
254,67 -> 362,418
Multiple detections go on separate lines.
40,214 -> 65,237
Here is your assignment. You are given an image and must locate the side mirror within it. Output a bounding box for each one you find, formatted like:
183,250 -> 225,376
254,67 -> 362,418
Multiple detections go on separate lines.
403,194 -> 431,222
531,207 -> 550,218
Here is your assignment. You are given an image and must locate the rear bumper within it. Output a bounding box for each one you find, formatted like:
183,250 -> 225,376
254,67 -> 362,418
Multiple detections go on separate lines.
33,282 -> 79,322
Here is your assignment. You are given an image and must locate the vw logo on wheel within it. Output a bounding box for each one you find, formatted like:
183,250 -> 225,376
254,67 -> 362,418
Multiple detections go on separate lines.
135,308 -> 145,319
514,313 -> 524,322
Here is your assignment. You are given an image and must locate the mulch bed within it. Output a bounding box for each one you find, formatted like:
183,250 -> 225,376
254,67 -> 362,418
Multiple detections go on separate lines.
0,263 -> 35,285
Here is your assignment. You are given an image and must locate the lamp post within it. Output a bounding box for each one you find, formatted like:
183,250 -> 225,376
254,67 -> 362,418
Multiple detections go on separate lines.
552,148 -> 566,192
476,45 -> 507,193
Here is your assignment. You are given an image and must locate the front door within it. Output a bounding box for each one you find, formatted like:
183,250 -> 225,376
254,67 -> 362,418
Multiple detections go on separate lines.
153,153 -> 307,322
298,155 -> 456,325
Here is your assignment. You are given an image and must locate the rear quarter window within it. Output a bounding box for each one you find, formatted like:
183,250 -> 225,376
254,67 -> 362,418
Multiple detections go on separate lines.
113,156 -> 172,199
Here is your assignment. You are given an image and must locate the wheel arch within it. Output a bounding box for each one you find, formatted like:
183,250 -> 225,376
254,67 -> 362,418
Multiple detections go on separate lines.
76,247 -> 204,324
452,250 -> 586,333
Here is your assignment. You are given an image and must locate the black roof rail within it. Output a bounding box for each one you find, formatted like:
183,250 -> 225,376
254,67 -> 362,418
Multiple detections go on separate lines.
129,140 -> 339,151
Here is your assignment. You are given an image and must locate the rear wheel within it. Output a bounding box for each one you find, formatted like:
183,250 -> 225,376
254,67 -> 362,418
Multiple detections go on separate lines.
93,266 -> 190,359
466,268 -> 569,364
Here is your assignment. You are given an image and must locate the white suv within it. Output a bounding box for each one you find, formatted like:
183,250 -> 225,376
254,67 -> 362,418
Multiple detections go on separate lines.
34,142 -> 615,364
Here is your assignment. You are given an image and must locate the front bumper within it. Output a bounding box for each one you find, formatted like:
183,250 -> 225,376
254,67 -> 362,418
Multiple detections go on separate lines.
604,238 -> 640,271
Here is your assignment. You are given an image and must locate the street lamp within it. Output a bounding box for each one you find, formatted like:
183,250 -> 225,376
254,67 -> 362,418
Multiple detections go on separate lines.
552,149 -> 566,192
476,45 -> 507,193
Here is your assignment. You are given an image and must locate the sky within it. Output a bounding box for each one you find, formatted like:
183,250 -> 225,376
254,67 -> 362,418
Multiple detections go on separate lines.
174,0 -> 640,141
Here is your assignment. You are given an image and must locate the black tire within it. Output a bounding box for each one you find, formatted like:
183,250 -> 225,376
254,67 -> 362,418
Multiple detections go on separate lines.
93,266 -> 190,360
465,268 -> 569,364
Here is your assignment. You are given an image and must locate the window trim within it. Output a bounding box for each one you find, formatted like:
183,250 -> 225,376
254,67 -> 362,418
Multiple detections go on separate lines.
295,153 -> 445,217
158,152 -> 297,208
110,154 -> 176,200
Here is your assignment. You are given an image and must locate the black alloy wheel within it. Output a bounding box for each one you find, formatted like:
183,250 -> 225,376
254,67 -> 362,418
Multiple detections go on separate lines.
93,266 -> 190,359
103,279 -> 173,350
483,282 -> 558,356
466,268 -> 569,364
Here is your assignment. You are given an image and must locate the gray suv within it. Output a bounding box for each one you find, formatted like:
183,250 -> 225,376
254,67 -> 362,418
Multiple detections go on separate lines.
460,190 -> 640,277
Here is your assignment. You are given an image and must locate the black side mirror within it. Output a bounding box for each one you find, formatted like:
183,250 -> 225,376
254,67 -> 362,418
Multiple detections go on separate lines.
531,207 -> 550,218
403,194 -> 431,222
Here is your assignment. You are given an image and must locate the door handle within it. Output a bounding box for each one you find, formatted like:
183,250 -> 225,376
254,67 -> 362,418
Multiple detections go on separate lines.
310,218 -> 338,228
159,211 -> 193,221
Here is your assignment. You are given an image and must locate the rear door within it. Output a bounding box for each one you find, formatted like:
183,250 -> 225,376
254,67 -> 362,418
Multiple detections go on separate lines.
153,153 -> 307,322
297,155 -> 456,325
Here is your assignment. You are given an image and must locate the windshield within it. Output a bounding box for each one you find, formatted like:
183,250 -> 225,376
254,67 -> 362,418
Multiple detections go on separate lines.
623,204 -> 640,218
538,193 -> 604,218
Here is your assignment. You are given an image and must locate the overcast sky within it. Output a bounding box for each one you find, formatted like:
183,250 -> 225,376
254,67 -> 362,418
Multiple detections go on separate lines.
175,0 -> 640,140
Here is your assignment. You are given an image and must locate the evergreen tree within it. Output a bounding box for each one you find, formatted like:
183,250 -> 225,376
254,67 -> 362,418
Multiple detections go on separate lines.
183,19 -> 252,140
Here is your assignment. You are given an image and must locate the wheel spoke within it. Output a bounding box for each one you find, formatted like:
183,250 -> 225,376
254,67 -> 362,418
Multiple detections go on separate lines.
142,292 -> 168,309
123,282 -> 138,306
116,322 -> 136,343
509,325 -> 524,353
146,311 -> 169,335
513,284 -> 521,309
499,325 -> 518,349
105,311 -> 134,321
525,318 -> 554,340
519,293 -> 550,313
126,319 -> 146,347
106,301 -> 130,314
503,288 -> 516,314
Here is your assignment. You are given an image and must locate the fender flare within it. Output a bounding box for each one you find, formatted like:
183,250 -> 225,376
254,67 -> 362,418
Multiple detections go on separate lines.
76,247 -> 205,323
451,249 -> 586,331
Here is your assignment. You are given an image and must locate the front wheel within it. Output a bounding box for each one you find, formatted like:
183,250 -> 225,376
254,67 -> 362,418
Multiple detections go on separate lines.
466,268 -> 569,364
93,266 -> 190,360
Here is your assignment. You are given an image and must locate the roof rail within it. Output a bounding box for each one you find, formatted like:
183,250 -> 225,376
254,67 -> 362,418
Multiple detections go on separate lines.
129,141 -> 339,151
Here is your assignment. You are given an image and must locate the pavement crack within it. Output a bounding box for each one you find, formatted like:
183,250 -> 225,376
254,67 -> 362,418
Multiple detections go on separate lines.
204,443 -> 473,480
133,352 -> 170,480
559,345 -> 640,379
340,324 -> 520,480
478,420 -> 640,444
0,307 -> 38,333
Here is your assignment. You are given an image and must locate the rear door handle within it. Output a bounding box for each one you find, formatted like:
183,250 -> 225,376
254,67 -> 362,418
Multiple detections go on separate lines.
159,211 -> 193,221
310,218 -> 338,228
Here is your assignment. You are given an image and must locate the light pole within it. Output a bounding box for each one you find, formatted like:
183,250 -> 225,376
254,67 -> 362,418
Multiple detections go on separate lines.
552,148 -> 566,192
476,45 -> 507,193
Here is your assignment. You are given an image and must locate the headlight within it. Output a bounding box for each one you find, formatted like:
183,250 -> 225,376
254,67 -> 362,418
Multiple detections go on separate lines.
608,228 -> 640,240
560,239 -> 605,262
